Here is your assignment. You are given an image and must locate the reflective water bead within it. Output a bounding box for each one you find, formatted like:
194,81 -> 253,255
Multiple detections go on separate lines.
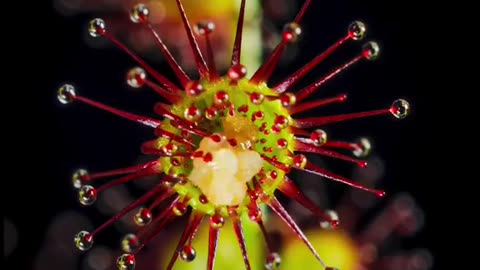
276,138 -> 288,149
130,4 -> 149,23
348,21 -> 366,40
134,208 -> 152,226
57,84 -> 76,104
390,99 -> 410,119
292,154 -> 307,169
78,185 -> 97,206
121,233 -> 140,253
353,137 -> 371,157
185,81 -> 204,97
89,18 -> 106,37
320,210 -> 340,229
228,64 -> 247,80
214,91 -> 229,105
180,245 -> 196,262
116,254 -> 136,270
250,92 -> 265,105
194,21 -> 215,35
362,41 -> 380,60
72,169 -> 89,189
210,214 -> 225,229
126,67 -> 146,88
265,252 -> 281,270
74,230 -> 94,251
274,115 -> 289,128
280,93 -> 296,107
173,201 -> 187,216
282,22 -> 302,42
310,129 -> 327,146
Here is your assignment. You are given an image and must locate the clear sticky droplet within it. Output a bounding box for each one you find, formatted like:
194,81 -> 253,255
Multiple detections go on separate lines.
134,208 -> 152,226
121,233 -> 140,253
116,254 -> 136,270
390,99 -> 410,119
72,169 -> 89,189
265,252 -> 281,270
348,21 -> 366,40
180,245 -> 196,262
126,67 -> 146,88
310,129 -> 327,146
89,18 -> 106,37
172,201 -> 187,216
185,81 -> 204,97
210,214 -> 225,229
130,4 -> 149,23
279,93 -> 296,107
282,22 -> 302,42
250,92 -> 265,105
362,41 -> 380,60
194,21 -> 215,36
353,137 -> 371,157
184,105 -> 201,121
292,154 -> 307,169
74,230 -> 94,251
57,84 -> 76,104
228,64 -> 247,80
319,210 -> 340,229
78,185 -> 97,206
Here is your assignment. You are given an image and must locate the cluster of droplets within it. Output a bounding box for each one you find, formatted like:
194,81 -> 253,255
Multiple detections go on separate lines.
58,1 -> 412,270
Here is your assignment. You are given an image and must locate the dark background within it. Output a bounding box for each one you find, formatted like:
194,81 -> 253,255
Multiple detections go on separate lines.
6,0 -> 444,269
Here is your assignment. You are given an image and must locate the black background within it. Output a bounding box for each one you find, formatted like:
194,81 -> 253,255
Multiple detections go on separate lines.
5,0 -> 446,269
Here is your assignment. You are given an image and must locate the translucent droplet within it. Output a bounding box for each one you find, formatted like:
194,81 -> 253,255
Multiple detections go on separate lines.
353,137 -> 371,157
276,138 -> 288,149
362,41 -> 380,60
173,201 -> 187,216
282,22 -> 302,42
250,92 -> 265,105
310,129 -> 327,146
279,93 -> 296,107
134,208 -> 152,226
292,154 -> 307,169
214,91 -> 229,105
228,64 -> 247,80
274,115 -> 289,129
72,169 -> 88,189
162,143 -> 178,156
126,67 -> 146,88
210,214 -> 225,229
57,84 -> 76,104
78,185 -> 97,206
348,21 -> 366,40
185,81 -> 204,97
74,230 -> 94,251
130,4 -> 149,23
180,245 -> 196,262
194,21 -> 215,35
121,233 -> 140,253
248,207 -> 262,222
265,252 -> 281,270
184,105 -> 201,121
320,210 -> 340,229
116,254 -> 136,270
89,18 -> 106,37
205,107 -> 217,119
196,195 -> 207,205
390,99 -> 410,119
